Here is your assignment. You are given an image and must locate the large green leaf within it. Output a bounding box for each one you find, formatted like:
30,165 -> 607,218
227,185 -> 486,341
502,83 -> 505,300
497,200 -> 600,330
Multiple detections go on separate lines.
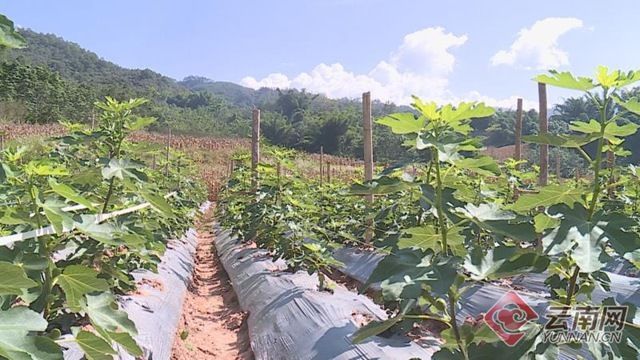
24,161 -> 69,177
522,133 -> 598,148
83,292 -> 137,336
101,158 -> 145,181
457,203 -> 536,243
596,66 -> 620,88
0,307 -> 62,360
0,163 -> 12,183
39,198 -> 74,235
411,96 -> 439,120
542,204 -> 611,272
510,184 -> 584,212
615,96 -> 640,116
533,213 -> 560,233
457,203 -> 514,221
75,331 -> 116,360
597,212 -> 640,268
351,315 -> 403,344
48,178 -> 95,210
0,307 -> 47,333
125,116 -> 155,131
398,225 -> 465,256
605,122 -> 639,138
97,330 -> 142,358
454,156 -> 501,176
440,102 -> 495,123
56,265 -> 109,312
398,225 -> 440,250
0,262 -> 38,295
595,66 -> 640,89
376,113 -> 424,134
570,119 -> 601,134
76,215 -> 119,245
351,300 -> 418,344
534,70 -> 596,91
141,191 -> 174,217
365,249 -> 430,301
464,246 -> 549,280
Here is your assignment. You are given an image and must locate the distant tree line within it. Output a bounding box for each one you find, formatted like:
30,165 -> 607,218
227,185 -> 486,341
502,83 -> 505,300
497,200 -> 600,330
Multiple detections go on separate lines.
2,28 -> 640,166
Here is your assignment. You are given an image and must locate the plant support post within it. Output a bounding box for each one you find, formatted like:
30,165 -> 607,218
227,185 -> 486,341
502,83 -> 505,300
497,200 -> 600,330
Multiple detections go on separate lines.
320,145 -> 324,185
363,92 -> 374,242
252,108 -> 261,188
538,83 -> 548,186
363,92 -> 374,201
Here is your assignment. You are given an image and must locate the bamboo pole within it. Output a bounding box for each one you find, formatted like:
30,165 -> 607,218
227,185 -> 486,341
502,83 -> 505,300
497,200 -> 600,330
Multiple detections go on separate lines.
515,98 -> 523,163
538,83 -> 548,186
251,109 -> 260,188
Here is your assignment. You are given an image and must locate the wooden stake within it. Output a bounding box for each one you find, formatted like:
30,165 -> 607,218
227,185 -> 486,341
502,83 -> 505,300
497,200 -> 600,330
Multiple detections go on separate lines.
251,109 -> 261,188
320,146 -> 324,185
556,151 -> 562,184
165,128 -> 171,179
363,92 -> 374,202
327,162 -> 331,183
515,98 -> 523,163
538,83 -> 548,186
363,92 -> 374,242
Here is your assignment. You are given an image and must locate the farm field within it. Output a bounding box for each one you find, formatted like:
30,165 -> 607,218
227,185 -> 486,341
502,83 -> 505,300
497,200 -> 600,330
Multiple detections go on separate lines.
2,4 -> 640,360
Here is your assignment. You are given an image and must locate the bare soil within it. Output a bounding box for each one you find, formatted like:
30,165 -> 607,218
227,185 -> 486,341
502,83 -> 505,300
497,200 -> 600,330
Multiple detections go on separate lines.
171,208 -> 253,360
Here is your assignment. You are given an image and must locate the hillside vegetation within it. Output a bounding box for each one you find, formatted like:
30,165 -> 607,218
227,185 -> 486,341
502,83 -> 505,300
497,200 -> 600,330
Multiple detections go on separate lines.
2,28 -> 640,167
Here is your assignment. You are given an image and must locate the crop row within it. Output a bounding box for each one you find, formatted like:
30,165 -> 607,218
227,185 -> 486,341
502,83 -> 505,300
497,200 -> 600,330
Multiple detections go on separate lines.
217,67 -> 640,359
0,97 -> 207,359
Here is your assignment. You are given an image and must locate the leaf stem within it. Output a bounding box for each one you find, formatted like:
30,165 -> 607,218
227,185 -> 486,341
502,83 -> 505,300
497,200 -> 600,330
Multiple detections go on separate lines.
567,89 -> 609,305
28,181 -> 52,318
565,266 -> 579,305
448,290 -> 468,360
102,176 -> 116,213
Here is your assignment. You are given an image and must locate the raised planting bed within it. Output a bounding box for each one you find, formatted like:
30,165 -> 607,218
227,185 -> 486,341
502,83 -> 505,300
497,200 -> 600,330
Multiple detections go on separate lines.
213,226 -> 438,360
331,245 -> 640,360
63,204 -> 208,360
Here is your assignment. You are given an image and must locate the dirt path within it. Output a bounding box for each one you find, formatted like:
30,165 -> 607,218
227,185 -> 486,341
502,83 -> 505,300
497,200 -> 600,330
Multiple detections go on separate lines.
171,207 -> 253,360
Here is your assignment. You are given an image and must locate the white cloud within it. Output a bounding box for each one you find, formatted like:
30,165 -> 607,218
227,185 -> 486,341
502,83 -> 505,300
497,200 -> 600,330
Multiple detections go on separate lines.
242,27 -> 467,105
241,26 -> 530,108
240,72 -> 290,89
458,91 -> 538,110
491,17 -> 583,69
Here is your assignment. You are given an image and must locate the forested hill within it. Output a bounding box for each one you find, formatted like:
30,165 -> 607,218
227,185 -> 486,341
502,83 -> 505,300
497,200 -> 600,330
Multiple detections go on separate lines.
1,29 -> 186,99
3,28 -> 640,166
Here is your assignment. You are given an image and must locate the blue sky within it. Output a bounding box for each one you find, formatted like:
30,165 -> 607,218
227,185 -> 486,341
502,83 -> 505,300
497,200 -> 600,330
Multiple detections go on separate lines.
3,0 -> 640,108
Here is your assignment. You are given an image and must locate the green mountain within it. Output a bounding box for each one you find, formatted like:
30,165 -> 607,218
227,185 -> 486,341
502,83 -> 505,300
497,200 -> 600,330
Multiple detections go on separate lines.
2,29 -> 186,99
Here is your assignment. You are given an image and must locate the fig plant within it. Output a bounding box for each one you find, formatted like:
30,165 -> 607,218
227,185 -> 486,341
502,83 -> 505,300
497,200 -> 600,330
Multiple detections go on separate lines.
354,68 -> 640,359
0,97 -> 205,359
